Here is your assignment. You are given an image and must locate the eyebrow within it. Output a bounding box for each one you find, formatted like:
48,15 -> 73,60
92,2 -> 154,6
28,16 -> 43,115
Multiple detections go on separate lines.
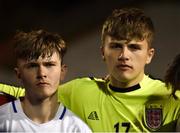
29,60 -> 58,64
110,40 -> 126,43
109,41 -> 143,46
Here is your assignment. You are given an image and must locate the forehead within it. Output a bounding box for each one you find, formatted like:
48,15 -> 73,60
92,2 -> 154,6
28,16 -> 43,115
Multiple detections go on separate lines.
104,35 -> 148,46
17,52 -> 61,64
36,52 -> 61,61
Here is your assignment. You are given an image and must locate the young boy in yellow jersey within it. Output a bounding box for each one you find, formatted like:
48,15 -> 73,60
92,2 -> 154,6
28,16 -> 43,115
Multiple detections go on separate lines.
0,8 -> 180,132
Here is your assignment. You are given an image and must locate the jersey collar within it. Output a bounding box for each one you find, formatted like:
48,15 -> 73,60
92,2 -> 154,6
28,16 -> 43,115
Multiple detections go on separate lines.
109,84 -> 141,93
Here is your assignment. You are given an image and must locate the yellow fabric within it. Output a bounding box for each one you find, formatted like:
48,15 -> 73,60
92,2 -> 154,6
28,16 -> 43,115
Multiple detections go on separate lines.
0,84 -> 24,98
59,75 -> 180,132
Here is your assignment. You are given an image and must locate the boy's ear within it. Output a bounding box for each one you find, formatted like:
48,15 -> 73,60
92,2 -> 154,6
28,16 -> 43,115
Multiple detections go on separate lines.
14,67 -> 21,79
100,46 -> 105,61
60,64 -> 68,81
146,48 -> 155,64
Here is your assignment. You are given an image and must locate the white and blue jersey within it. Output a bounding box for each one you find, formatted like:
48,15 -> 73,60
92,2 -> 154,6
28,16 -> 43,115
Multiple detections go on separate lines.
0,99 -> 92,132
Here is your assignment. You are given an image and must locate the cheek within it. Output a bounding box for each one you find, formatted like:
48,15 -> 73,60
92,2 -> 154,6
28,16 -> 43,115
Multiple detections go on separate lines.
20,71 -> 35,82
50,69 -> 61,83
104,55 -> 117,72
104,51 -> 117,61
21,76 -> 35,89
134,54 -> 148,67
104,54 -> 113,64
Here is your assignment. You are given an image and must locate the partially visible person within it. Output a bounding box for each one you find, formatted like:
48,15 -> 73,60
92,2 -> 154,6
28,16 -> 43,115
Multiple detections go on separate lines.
164,54 -> 180,131
165,54 -> 180,98
0,8 -> 180,132
0,29 -> 92,132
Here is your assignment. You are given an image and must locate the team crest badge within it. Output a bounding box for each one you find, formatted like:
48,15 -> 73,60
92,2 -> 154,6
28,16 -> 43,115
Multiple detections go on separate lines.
145,104 -> 162,130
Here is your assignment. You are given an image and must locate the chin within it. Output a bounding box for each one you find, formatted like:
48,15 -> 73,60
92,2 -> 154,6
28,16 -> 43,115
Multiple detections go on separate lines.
37,91 -> 56,99
117,74 -> 130,80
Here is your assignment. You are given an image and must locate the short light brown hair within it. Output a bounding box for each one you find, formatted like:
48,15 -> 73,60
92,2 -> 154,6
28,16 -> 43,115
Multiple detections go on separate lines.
101,8 -> 155,47
13,29 -> 67,63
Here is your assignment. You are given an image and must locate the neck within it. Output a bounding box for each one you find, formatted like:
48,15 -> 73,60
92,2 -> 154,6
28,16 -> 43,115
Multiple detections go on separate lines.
21,93 -> 59,124
110,73 -> 144,88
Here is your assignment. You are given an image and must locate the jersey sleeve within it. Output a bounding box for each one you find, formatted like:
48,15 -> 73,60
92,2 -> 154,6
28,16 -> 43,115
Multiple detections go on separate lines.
0,83 -> 25,98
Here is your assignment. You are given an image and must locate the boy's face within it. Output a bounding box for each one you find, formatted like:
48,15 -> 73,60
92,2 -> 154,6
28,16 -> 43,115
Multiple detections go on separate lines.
101,35 -> 154,87
15,52 -> 66,101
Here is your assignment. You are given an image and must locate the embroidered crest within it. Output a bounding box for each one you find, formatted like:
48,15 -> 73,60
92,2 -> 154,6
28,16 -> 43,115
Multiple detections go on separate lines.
145,105 -> 162,130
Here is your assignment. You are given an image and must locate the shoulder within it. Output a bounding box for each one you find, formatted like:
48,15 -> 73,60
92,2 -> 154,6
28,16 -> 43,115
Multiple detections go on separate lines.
60,77 -> 106,91
60,105 -> 92,132
140,75 -> 171,94
0,101 -> 13,120
58,103 -> 85,121
142,75 -> 166,87
63,77 -> 105,85
63,107 -> 83,121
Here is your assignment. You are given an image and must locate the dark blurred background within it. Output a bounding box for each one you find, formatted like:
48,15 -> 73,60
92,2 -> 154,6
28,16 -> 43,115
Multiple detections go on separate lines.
0,0 -> 179,86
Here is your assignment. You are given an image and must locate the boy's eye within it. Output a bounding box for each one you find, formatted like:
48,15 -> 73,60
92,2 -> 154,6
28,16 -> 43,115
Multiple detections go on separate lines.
44,62 -> 56,67
110,43 -> 122,49
128,44 -> 141,50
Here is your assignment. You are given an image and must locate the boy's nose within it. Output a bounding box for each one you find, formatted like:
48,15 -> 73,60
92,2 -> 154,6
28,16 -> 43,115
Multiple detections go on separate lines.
118,47 -> 129,61
36,66 -> 47,79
